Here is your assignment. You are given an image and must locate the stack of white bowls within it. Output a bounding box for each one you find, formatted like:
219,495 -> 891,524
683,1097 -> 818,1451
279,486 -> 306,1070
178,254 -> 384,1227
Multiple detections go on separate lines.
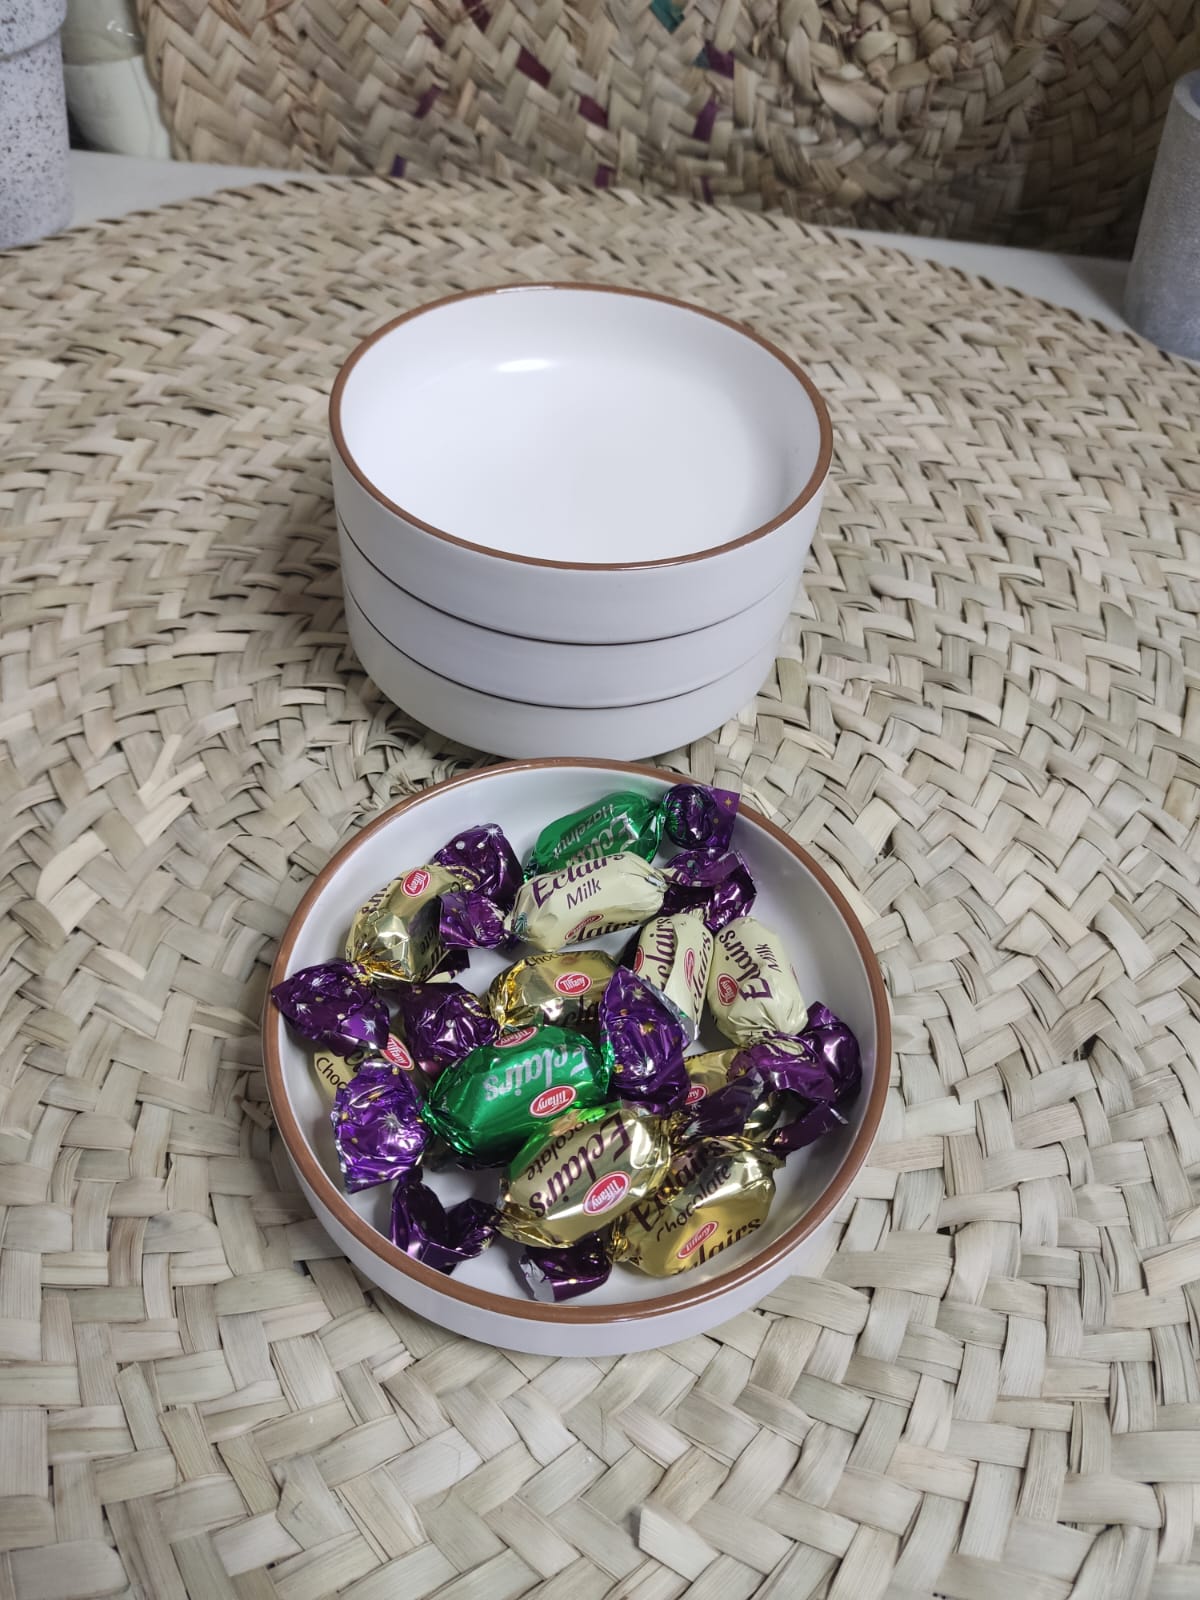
330,284 -> 832,758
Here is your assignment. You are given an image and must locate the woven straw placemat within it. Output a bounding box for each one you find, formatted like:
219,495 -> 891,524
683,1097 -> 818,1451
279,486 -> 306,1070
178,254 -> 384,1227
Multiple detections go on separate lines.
2,175 -> 1199,1600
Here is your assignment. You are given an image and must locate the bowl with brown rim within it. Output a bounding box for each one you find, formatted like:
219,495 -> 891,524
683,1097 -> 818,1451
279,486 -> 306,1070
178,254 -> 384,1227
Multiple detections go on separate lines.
330,283 -> 833,646
262,759 -> 889,1357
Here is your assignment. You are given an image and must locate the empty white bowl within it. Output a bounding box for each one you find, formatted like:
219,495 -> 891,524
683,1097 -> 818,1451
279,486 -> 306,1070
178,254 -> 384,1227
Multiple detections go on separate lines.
339,516 -> 795,709
330,284 -> 831,643
263,759 -> 890,1357
345,591 -> 780,758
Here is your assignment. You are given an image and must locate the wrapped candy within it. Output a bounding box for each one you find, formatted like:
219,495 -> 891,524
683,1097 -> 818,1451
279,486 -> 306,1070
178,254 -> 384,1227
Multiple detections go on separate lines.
707,917 -> 808,1045
520,1236 -> 612,1302
346,861 -> 478,984
488,949 -> 618,1033
610,1137 -> 778,1275
527,790 -> 666,874
748,1003 -> 863,1157
310,1047 -> 360,1101
661,784 -> 739,853
421,1025 -> 611,1165
331,1062 -> 428,1192
499,1103 -> 671,1247
271,960 -> 390,1057
632,909 -> 713,1036
311,1033 -> 426,1102
738,1004 -> 861,1104
390,1175 -> 498,1273
598,968 -> 690,1116
527,784 -> 741,874
509,852 -> 666,950
766,1100 -> 849,1157
392,982 -> 498,1076
672,1050 -> 781,1143
438,889 -> 512,952
434,823 -> 522,909
661,847 -> 756,933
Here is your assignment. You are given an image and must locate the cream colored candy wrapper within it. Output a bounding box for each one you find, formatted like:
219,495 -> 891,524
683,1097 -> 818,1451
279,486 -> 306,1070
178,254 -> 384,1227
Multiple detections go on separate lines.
508,851 -> 666,952
707,916 -> 808,1044
633,909 -> 713,1037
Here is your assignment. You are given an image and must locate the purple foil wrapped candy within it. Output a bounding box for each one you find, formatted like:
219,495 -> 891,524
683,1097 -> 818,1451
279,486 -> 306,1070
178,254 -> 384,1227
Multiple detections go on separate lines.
662,847 -> 756,932
766,1100 -> 849,1158
679,1065 -> 769,1141
392,982 -> 499,1076
521,1236 -> 612,1302
331,1063 -> 428,1192
435,824 -> 523,910
662,784 -> 739,852
438,889 -> 511,952
272,961 -> 390,1057
390,1175 -> 498,1274
740,1003 -> 862,1104
599,968 -> 690,1115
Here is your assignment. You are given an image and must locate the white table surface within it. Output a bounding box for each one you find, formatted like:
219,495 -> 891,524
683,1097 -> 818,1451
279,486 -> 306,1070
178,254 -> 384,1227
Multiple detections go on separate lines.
68,150 -> 1132,333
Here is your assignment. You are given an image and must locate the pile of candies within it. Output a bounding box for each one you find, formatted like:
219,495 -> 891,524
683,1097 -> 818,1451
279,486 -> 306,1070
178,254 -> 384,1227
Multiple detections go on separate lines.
272,784 -> 863,1302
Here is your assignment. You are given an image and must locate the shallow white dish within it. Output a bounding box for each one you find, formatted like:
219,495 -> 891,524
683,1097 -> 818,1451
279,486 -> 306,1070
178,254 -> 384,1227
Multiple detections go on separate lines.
345,590 -> 779,759
340,517 -> 797,709
330,284 -> 831,643
263,759 -> 890,1357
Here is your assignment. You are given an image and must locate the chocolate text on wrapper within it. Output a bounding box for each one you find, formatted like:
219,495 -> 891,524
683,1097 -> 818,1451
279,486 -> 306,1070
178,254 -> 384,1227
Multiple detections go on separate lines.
611,1136 -> 778,1275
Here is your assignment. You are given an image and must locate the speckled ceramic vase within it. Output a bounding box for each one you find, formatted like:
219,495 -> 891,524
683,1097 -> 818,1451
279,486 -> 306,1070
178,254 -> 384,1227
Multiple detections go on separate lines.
1126,71 -> 1200,362
0,0 -> 70,250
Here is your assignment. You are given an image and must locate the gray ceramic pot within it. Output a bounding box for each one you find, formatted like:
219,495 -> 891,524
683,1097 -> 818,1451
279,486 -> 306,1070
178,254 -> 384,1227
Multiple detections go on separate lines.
1125,71 -> 1200,362
0,0 -> 70,249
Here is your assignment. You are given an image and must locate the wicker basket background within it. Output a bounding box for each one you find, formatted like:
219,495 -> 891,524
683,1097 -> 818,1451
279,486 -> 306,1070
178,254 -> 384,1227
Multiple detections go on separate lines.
136,0 -> 1200,255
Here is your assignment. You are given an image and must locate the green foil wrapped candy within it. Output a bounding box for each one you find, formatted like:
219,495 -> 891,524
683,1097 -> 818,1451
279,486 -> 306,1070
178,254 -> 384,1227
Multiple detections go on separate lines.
527,791 -> 665,874
420,1024 -> 611,1165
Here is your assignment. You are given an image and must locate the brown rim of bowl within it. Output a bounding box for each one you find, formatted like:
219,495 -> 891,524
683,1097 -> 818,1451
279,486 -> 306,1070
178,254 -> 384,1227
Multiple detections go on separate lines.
327,284 -> 835,574
262,758 -> 891,1326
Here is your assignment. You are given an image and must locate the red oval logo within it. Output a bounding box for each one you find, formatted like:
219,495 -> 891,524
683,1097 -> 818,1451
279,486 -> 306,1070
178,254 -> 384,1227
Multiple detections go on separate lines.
583,1171 -> 630,1215
677,1220 -> 719,1259
716,973 -> 739,1006
401,868 -> 431,897
632,947 -> 644,973
499,1026 -> 537,1047
531,1085 -> 576,1118
684,949 -> 696,984
382,1036 -> 415,1071
554,972 -> 590,996
685,1084 -> 707,1106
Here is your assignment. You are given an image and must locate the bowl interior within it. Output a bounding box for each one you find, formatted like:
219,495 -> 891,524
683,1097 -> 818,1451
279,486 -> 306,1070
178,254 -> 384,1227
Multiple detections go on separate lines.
268,762 -> 883,1317
334,287 -> 827,567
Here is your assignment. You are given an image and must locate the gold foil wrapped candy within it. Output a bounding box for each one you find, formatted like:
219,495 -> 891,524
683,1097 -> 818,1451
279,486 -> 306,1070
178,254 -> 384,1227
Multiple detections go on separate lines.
498,1103 -> 671,1247
345,863 -> 469,983
488,949 -> 618,1033
610,1137 -> 778,1275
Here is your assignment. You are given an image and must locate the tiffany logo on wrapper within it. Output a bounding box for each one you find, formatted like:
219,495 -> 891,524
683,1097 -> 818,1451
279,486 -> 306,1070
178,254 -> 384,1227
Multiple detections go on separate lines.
677,1220 -> 719,1259
584,1171 -> 630,1215
531,1085 -> 577,1118
554,972 -> 591,995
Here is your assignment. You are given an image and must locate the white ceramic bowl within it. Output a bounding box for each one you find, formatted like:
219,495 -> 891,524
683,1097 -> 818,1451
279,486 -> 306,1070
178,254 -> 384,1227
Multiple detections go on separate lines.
345,591 -> 779,759
263,759 -> 889,1358
330,284 -> 831,644
339,516 -> 797,709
